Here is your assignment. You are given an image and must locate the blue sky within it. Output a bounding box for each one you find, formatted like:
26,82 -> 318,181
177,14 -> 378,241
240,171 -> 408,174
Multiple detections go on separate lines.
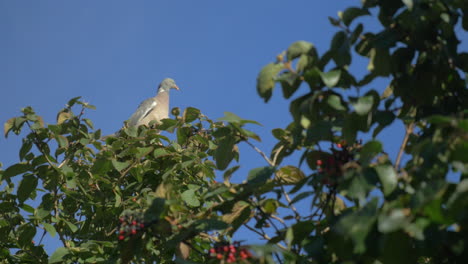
2,0 -> 467,256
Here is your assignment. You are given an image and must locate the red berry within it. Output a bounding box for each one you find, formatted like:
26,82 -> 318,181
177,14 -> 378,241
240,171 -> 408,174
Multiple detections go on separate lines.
336,143 -> 342,148
230,247 -> 236,253
131,229 -> 137,235
316,159 -> 323,166
216,253 -> 223,260
140,223 -> 145,228
223,246 -> 229,252
209,248 -> 216,254
119,217 -> 125,223
119,230 -> 125,234
132,220 -> 137,226
118,235 -> 125,240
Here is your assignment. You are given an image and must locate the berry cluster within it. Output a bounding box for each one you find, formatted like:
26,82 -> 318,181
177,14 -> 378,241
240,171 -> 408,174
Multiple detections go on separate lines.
208,242 -> 253,263
316,141 -> 358,185
117,212 -> 146,241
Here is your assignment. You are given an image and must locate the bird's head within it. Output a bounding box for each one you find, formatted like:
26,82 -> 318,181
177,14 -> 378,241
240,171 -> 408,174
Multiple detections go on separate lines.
158,78 -> 180,93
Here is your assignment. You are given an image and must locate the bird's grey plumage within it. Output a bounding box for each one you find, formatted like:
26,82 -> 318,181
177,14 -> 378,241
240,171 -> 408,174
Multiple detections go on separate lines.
126,78 -> 179,128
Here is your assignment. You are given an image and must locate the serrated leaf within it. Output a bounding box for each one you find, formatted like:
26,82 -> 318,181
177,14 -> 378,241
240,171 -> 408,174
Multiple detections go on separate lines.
181,189 -> 200,207
320,70 -> 341,87
376,165 -> 397,196
257,63 -> 284,102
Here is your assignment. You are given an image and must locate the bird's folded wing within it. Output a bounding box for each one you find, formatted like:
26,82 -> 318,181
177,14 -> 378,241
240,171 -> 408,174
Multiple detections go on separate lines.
128,99 -> 157,127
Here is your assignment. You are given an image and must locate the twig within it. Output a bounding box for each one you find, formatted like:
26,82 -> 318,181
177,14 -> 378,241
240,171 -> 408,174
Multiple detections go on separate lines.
244,224 -> 287,251
395,122 -> 414,170
244,140 -> 274,166
245,140 -> 302,220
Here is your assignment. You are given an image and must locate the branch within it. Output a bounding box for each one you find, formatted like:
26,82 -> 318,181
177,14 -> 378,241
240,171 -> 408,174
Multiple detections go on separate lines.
395,122 -> 414,171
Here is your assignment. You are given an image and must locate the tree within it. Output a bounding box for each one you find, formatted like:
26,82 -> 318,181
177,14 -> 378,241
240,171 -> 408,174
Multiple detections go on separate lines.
1,0 -> 468,263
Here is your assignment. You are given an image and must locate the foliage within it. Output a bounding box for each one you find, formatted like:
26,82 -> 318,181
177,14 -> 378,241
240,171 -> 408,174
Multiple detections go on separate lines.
1,0 -> 468,263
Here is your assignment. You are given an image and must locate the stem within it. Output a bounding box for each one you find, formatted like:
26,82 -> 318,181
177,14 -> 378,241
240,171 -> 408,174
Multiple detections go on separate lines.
244,224 -> 287,251
395,122 -> 414,171
244,140 -> 274,167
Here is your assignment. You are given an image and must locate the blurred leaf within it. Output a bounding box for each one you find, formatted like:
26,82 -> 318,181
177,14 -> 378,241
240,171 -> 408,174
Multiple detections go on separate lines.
222,201 -> 250,224
341,7 -> 370,26
359,140 -> 382,164
2,163 -> 32,180
218,112 -> 261,126
261,199 -> 279,214
43,223 -> 57,237
181,189 -> 200,207
334,198 -> 378,253
55,135 -> 69,148
378,208 -> 409,233
49,247 -> 69,263
327,94 -> 347,111
193,219 -> 228,232
57,111 -> 72,125
257,63 -> 284,102
17,174 -> 38,203
112,159 -> 130,172
183,107 -> 201,123
375,165 -> 397,196
214,136 -> 236,170
368,48 -> 391,76
286,41 -> 316,61
4,117 -> 15,137
351,94 -> 374,115
223,165 -> 240,184
247,166 -> 275,185
18,224 -> 36,248
320,70 -> 341,87
276,165 -> 305,184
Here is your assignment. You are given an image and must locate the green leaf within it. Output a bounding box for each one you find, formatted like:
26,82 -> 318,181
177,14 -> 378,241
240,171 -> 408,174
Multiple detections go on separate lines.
334,198 -> 378,253
214,136 -> 236,170
193,219 -> 228,232
223,165 -> 240,183
367,48 -> 391,76
218,112 -> 261,126
111,159 -> 130,172
43,223 -> 57,237
320,70 -> 341,87
66,96 -> 81,107
18,224 -> 36,248
57,111 -> 72,125
49,247 -> 69,263
326,94 -> 347,111
358,140 -> 382,164
351,95 -> 374,115
17,175 -> 38,203
375,165 -> 397,196
286,41 -> 316,61
63,219 -> 78,233
2,163 -> 32,180
181,189 -> 200,207
257,63 -> 284,102
275,165 -> 305,184
341,7 -> 370,26
378,208 -> 409,233
19,140 -> 33,161
402,0 -> 413,10
183,107 -> 201,123
55,135 -> 69,148
247,166 -> 275,185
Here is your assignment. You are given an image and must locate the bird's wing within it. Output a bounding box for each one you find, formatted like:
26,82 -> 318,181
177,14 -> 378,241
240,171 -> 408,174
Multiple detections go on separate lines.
127,98 -> 157,127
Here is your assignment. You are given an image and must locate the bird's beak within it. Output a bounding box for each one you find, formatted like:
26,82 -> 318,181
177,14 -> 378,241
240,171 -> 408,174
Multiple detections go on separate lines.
173,84 -> 180,91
